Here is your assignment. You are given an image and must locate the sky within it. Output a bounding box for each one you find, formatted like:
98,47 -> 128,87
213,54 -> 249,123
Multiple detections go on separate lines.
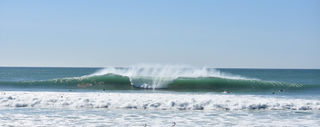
0,0 -> 319,68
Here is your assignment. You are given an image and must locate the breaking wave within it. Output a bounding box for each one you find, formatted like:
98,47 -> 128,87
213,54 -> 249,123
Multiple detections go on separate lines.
0,64 -> 317,92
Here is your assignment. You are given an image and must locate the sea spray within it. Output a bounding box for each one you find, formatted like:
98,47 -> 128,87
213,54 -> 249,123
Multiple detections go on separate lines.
89,64 -> 250,89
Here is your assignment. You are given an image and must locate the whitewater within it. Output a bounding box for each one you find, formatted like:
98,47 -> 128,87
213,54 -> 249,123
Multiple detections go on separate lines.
1,91 -> 320,110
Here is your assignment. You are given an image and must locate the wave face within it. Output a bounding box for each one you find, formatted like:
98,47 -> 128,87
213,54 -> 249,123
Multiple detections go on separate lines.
89,64 -> 256,89
0,65 -> 318,92
1,91 -> 320,110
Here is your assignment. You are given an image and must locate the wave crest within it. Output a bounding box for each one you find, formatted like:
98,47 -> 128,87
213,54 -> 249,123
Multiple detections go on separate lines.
89,64 -> 252,89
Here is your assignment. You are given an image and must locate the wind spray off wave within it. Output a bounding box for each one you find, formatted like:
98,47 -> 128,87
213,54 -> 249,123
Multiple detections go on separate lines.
0,64 -> 314,92
89,64 -> 251,89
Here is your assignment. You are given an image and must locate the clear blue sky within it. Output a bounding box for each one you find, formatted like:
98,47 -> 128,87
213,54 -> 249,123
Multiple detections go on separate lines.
0,0 -> 319,68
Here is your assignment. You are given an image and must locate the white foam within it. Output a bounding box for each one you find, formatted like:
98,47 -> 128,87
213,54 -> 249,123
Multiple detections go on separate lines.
88,64 -> 252,89
1,107 -> 319,127
1,91 -> 319,111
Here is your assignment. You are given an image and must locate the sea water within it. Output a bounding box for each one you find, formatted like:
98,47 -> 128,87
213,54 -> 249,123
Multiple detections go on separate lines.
0,65 -> 319,126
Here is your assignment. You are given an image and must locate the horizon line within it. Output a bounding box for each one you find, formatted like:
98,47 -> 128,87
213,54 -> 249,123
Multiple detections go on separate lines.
0,65 -> 319,70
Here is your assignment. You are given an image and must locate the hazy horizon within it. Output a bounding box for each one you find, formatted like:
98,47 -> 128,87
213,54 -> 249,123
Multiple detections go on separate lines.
1,0 -> 319,68
0,64 -> 319,69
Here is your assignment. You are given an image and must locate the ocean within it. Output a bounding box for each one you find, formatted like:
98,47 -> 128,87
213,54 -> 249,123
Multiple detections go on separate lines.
0,65 -> 319,126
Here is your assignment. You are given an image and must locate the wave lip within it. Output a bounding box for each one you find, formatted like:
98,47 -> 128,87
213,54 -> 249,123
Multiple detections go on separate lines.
1,91 -> 320,111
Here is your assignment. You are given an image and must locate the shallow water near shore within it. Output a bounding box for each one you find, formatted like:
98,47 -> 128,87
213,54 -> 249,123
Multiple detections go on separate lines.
1,107 -> 319,127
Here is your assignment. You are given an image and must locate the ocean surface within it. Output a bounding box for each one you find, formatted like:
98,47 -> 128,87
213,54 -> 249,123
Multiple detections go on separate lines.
0,65 -> 319,126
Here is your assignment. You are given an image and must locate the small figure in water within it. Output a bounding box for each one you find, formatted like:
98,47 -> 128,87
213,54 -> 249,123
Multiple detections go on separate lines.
279,89 -> 284,92
223,91 -> 231,94
172,122 -> 176,127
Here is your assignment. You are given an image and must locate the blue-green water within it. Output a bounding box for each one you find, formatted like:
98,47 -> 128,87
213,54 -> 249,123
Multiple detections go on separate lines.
0,67 -> 319,93
0,66 -> 319,126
